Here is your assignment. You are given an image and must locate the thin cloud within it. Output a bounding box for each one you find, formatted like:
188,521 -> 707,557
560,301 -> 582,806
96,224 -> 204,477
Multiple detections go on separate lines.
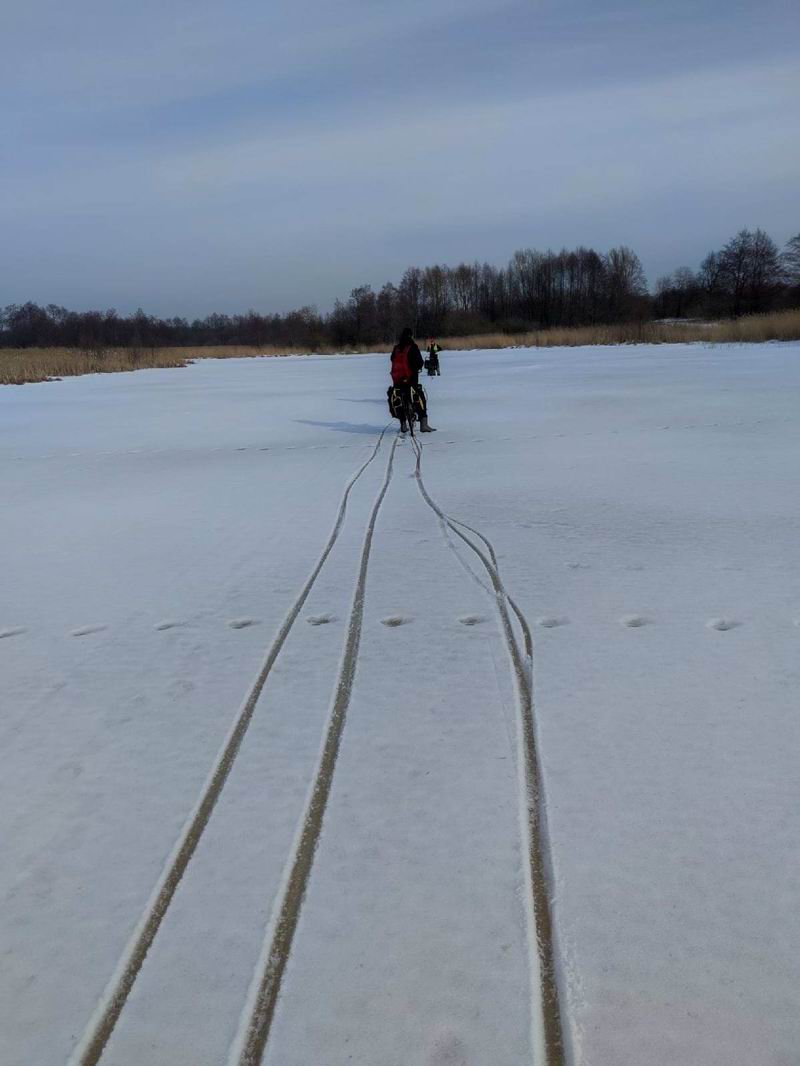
2,0 -> 798,315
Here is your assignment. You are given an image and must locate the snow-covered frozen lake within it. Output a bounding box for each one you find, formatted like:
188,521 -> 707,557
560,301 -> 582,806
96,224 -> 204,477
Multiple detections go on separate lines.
2,343 -> 799,1066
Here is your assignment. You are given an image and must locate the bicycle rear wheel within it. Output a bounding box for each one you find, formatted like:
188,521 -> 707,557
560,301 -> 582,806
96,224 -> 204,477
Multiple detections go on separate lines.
402,391 -> 415,435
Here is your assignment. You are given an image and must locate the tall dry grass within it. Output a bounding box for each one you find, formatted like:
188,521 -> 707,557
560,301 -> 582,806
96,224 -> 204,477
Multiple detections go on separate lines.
2,309 -> 798,385
0,342 -> 391,385
0,347 -> 188,385
702,309 -> 800,343
450,308 -> 800,350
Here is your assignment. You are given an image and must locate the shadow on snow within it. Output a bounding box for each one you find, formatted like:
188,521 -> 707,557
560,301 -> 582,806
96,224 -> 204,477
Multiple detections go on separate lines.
294,419 -> 387,435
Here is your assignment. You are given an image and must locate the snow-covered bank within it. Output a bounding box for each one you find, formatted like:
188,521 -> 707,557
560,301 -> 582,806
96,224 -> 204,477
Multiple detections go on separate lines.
2,343 -> 798,1065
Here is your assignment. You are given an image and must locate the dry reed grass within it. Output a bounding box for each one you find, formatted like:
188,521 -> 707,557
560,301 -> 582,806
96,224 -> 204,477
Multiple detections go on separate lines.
3,309 -> 798,385
0,343 -> 390,385
450,308 -> 800,350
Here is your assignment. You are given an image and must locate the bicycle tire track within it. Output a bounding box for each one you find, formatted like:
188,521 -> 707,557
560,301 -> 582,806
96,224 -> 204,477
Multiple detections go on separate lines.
435,512 -> 533,663
228,434 -> 399,1066
448,515 -> 533,661
410,436 -> 565,1066
68,428 -> 390,1066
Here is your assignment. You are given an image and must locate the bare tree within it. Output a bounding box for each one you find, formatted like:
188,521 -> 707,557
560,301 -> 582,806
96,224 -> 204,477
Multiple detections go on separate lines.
450,263 -> 475,313
421,265 -> 450,334
604,246 -> 648,321
376,283 -> 400,341
397,267 -> 422,335
781,233 -> 800,285
716,229 -> 783,315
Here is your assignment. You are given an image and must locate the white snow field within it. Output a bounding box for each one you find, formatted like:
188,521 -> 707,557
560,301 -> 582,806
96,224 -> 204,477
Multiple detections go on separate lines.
2,342 -> 799,1066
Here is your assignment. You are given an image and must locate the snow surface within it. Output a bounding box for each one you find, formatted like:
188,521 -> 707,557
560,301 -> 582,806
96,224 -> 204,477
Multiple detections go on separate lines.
1,343 -> 799,1065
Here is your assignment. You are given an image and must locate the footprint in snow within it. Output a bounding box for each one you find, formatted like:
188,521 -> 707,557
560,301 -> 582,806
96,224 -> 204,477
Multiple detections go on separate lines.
307,614 -> 336,626
167,678 -> 195,698
228,618 -> 258,630
706,618 -> 740,631
536,617 -> 569,628
0,627 -> 27,639
621,615 -> 650,628
381,616 -> 411,627
428,1028 -> 469,1066
155,620 -> 185,631
458,614 -> 487,626
71,625 -> 107,637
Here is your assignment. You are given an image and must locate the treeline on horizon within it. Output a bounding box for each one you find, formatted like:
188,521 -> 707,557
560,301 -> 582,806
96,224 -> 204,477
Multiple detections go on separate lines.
2,227 -> 798,352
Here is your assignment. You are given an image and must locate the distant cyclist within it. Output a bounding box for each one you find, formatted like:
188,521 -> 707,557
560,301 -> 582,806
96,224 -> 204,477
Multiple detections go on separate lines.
426,339 -> 441,376
389,327 -> 436,433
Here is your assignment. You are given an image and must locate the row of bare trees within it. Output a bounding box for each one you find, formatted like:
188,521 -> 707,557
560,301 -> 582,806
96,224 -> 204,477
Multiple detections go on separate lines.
3,229 -> 798,350
0,303 -> 328,352
654,229 -> 800,320
327,245 -> 649,344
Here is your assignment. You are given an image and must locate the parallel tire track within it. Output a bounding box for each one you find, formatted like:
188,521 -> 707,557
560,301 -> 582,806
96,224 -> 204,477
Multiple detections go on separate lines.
410,436 -> 565,1066
68,428 -> 390,1066
228,435 -> 399,1066
448,514 -> 533,661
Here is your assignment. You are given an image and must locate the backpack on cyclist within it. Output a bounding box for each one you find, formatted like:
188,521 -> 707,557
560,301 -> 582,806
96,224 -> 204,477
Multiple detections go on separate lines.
390,344 -> 412,384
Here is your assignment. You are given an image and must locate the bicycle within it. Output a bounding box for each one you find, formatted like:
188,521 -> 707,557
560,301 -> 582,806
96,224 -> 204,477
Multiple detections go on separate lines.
401,387 -> 417,435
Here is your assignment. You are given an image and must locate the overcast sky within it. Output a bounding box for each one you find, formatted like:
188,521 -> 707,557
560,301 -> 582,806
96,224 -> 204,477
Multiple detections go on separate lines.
3,0 -> 799,317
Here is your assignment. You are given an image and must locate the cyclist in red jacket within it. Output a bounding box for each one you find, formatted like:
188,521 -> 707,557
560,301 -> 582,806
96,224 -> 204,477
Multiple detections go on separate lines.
389,327 -> 436,433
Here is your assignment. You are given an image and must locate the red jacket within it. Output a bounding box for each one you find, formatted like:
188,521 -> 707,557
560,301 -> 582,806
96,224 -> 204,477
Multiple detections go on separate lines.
390,341 -> 424,385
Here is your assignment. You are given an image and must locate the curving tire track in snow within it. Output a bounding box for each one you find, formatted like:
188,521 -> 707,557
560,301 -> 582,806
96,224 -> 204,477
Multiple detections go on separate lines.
228,434 -> 399,1066
448,513 -> 533,661
68,427 -> 391,1066
410,436 -> 565,1066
